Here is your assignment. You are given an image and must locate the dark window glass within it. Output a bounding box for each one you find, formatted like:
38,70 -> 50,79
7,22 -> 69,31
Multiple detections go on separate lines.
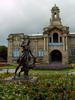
49,37 -> 51,42
71,49 -> 75,56
53,33 -> 58,42
60,37 -> 62,42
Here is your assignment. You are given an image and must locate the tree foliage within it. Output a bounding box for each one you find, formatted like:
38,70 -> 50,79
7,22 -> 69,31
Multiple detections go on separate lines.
0,46 -> 7,61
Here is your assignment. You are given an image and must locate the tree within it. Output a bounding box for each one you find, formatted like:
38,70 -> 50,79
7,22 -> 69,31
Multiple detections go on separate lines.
0,46 -> 7,61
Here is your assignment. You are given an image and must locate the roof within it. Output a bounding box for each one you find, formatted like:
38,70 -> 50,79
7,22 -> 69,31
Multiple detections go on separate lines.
68,34 -> 75,37
29,33 -> 43,36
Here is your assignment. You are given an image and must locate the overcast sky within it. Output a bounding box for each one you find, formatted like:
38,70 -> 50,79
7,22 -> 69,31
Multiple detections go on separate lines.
0,0 -> 75,46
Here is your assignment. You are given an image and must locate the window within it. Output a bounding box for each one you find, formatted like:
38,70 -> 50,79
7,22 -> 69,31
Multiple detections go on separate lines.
54,13 -> 57,19
38,50 -> 44,57
60,37 -> 62,42
71,48 -> 75,56
12,48 -> 19,58
49,37 -> 51,42
53,33 -> 58,42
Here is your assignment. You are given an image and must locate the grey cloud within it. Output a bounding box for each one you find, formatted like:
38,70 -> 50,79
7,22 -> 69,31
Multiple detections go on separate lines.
0,0 -> 75,45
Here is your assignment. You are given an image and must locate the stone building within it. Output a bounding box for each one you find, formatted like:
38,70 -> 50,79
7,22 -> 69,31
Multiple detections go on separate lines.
7,5 -> 75,64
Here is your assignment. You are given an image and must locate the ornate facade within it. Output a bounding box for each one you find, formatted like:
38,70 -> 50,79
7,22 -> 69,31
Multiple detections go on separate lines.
7,5 -> 75,64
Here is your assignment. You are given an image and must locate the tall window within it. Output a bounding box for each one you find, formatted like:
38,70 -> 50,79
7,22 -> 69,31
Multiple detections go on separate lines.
38,50 -> 44,57
49,37 -> 51,42
54,13 -> 57,19
12,48 -> 19,58
60,37 -> 62,42
71,48 -> 75,56
53,33 -> 58,42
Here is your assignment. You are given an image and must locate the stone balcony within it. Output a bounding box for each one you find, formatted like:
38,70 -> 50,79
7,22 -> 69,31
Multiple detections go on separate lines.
48,42 -> 64,46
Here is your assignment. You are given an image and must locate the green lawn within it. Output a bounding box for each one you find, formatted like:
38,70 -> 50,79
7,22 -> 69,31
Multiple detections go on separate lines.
0,67 -> 75,99
29,68 -> 75,76
0,65 -> 75,75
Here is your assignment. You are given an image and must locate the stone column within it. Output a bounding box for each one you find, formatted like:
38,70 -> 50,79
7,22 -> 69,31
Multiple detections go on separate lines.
36,40 -> 38,56
66,36 -> 68,51
8,40 -> 13,64
63,36 -> 65,51
62,34 -> 68,64
43,35 -> 49,63
58,35 -> 60,43
44,37 -> 45,51
52,35 -> 53,43
47,37 -> 48,51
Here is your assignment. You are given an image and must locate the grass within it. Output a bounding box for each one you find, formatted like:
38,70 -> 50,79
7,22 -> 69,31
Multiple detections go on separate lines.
0,67 -> 75,99
30,68 -> 75,75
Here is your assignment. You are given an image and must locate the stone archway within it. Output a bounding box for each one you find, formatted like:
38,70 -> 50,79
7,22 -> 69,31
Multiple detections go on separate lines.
50,50 -> 62,62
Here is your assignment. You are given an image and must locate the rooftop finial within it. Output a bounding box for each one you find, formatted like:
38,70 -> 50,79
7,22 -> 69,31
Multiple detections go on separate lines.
54,4 -> 56,7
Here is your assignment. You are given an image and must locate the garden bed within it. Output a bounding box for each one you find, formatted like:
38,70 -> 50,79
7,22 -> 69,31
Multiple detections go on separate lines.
34,63 -> 73,70
0,70 -> 75,99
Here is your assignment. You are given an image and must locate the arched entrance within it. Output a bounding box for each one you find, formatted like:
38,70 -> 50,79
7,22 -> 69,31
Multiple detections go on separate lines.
50,50 -> 62,62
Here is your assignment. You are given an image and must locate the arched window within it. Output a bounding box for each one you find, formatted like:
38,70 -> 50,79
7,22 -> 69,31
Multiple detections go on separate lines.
54,12 -> 57,19
53,33 -> 58,42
